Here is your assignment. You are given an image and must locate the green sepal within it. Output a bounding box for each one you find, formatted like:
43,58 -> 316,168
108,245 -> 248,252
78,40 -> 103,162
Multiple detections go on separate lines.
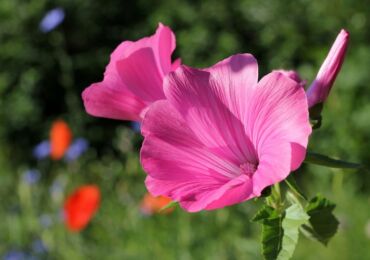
309,103 -> 323,129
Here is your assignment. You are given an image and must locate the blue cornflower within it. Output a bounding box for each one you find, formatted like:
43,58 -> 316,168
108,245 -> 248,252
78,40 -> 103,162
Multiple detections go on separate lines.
64,138 -> 89,162
39,8 -> 65,33
32,140 -> 50,160
3,250 -> 27,260
22,169 -> 41,185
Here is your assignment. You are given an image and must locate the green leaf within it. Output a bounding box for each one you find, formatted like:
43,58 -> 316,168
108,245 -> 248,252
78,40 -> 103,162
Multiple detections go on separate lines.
304,152 -> 362,169
159,201 -> 178,213
252,205 -> 278,222
252,205 -> 284,260
277,204 -> 309,260
301,195 -> 339,246
252,204 -> 309,260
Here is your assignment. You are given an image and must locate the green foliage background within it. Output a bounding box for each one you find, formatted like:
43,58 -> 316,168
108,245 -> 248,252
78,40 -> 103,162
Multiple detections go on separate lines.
0,0 -> 369,259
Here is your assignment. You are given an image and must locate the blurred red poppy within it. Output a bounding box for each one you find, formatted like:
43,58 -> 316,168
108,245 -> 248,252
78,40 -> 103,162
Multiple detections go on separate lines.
64,185 -> 100,232
50,119 -> 72,160
140,193 -> 174,215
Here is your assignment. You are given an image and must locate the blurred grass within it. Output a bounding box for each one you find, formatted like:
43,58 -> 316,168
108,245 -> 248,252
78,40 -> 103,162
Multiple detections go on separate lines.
0,0 -> 369,259
0,144 -> 369,259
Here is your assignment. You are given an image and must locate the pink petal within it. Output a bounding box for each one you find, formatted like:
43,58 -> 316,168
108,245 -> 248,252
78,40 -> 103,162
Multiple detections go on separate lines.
109,22 -> 176,103
82,23 -> 176,121
116,48 -> 166,103
245,72 -> 312,194
141,101 -> 254,212
200,174 -> 254,211
146,168 -> 254,212
251,142 -> 292,195
110,23 -> 176,77
82,82 -> 145,121
273,69 -> 306,87
164,55 -> 258,164
306,29 -> 349,107
205,53 -> 258,121
156,23 -> 177,75
141,101 -> 240,181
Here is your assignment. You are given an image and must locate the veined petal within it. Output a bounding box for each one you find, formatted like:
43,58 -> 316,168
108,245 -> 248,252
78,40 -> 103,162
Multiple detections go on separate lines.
157,23 -> 177,75
82,82 -> 145,121
187,174 -> 254,212
110,23 -> 176,77
205,54 -> 258,120
116,48 -> 166,103
164,62 -> 258,164
82,23 -> 177,121
141,101 -> 256,211
146,170 -> 254,212
141,101 -> 240,181
252,142 -> 292,195
246,72 -> 311,155
245,72 -> 311,194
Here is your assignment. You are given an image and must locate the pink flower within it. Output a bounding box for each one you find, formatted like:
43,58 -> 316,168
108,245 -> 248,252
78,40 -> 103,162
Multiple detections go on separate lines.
140,54 -> 312,212
306,29 -> 349,108
82,23 -> 180,121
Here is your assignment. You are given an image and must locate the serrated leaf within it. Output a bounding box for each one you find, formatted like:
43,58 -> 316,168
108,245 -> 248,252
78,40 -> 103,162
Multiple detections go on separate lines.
253,204 -> 309,260
304,152 -> 362,169
251,205 -> 278,222
301,195 -> 339,246
252,205 -> 283,259
277,204 -> 309,260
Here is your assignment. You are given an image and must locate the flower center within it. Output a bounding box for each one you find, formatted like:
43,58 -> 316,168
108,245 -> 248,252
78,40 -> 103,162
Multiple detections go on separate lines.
239,162 -> 257,177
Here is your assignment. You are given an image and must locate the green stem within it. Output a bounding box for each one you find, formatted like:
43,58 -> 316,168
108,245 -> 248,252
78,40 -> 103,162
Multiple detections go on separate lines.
266,183 -> 284,212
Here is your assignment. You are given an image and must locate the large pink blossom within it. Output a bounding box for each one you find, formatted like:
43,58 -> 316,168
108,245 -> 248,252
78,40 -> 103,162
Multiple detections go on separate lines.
140,54 -> 312,212
82,23 -> 180,121
306,29 -> 349,107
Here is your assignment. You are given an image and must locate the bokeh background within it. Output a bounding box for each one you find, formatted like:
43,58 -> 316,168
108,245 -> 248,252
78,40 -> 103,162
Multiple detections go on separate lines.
0,0 -> 369,259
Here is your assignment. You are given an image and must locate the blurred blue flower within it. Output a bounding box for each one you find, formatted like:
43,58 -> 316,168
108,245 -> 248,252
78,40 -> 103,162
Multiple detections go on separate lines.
39,8 -> 65,33
64,138 -> 89,162
3,251 -> 27,260
58,209 -> 66,222
130,121 -> 141,133
32,140 -> 50,160
22,169 -> 41,185
39,214 -> 53,228
32,239 -> 47,254
49,181 -> 63,195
